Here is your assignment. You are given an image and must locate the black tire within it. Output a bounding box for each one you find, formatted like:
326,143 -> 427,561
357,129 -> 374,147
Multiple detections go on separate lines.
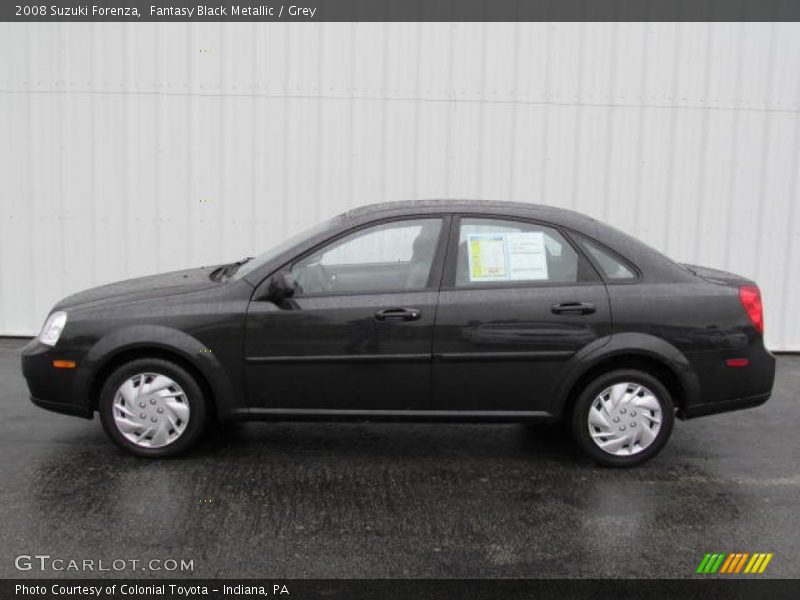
98,358 -> 207,458
571,369 -> 674,468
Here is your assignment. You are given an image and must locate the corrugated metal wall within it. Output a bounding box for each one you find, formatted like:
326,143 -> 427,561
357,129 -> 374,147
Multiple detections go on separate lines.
1,23 -> 799,349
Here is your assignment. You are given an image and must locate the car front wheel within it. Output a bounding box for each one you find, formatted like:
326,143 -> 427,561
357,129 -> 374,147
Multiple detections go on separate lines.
571,369 -> 674,467
98,358 -> 207,457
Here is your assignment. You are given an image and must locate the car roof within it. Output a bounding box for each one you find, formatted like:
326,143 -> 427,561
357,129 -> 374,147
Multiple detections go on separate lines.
339,199 -> 692,284
241,199 -> 694,286
344,199 -> 596,229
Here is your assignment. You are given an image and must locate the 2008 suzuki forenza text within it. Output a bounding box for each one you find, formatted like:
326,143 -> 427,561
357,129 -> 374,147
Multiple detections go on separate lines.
21,201 -> 775,466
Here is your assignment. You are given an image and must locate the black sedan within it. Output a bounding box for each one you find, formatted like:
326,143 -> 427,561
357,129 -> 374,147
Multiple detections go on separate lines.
21,200 -> 775,466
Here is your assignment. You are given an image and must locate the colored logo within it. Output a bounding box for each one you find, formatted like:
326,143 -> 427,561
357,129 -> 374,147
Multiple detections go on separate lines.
696,552 -> 773,574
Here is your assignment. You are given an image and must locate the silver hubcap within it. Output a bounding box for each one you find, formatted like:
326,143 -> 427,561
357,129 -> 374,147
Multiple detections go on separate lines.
112,372 -> 190,448
587,382 -> 662,456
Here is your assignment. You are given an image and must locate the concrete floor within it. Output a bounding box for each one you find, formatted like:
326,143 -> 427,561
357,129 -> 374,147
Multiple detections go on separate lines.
0,337 -> 798,579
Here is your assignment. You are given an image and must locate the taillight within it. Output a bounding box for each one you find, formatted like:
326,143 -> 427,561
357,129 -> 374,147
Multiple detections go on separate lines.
739,285 -> 764,334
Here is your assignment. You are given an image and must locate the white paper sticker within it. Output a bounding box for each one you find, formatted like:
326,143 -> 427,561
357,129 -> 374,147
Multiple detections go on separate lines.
467,231 -> 548,282
507,231 -> 548,281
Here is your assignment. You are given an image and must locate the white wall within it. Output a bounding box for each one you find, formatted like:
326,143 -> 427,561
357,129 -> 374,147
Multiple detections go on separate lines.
1,23 -> 799,349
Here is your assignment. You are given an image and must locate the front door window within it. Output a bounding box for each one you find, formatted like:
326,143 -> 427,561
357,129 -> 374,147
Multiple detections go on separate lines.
291,218 -> 443,295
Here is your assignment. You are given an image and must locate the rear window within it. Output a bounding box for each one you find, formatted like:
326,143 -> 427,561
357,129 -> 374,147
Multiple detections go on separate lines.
574,235 -> 637,280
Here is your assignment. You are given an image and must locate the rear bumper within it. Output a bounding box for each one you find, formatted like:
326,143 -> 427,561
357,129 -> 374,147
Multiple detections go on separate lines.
680,341 -> 776,419
677,391 -> 771,420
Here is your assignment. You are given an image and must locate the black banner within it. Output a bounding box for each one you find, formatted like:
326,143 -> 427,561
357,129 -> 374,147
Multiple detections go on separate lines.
4,579 -> 800,600
3,0 -> 800,22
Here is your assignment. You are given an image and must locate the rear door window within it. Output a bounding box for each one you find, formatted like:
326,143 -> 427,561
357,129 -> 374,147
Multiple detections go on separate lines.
454,218 -> 586,286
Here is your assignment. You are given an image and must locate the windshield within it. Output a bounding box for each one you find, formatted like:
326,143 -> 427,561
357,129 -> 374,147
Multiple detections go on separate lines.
232,215 -> 343,280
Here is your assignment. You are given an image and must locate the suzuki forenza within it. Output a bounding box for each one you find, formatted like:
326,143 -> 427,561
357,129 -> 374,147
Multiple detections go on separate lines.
22,200 -> 775,466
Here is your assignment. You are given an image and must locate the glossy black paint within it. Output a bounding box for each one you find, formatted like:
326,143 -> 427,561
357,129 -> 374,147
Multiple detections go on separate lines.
432,282 -> 612,412
21,200 -> 775,424
244,290 -> 439,411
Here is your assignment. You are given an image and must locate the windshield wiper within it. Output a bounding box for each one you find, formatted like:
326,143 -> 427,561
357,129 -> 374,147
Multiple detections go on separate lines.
210,257 -> 253,282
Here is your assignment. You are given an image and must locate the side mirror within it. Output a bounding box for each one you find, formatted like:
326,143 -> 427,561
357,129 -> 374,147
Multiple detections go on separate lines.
264,271 -> 297,301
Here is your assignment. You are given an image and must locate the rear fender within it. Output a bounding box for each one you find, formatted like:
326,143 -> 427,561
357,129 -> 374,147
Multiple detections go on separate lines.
551,332 -> 701,415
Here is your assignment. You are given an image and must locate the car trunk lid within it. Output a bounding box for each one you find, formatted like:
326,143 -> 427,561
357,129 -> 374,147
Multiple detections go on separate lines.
680,263 -> 754,287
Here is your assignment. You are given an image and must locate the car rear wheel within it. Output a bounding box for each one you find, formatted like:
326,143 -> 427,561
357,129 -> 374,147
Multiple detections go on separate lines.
98,358 -> 207,457
571,369 -> 674,467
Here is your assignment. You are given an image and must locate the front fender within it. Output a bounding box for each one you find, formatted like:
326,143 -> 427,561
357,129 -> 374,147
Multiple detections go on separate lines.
75,324 -> 237,417
551,332 -> 701,414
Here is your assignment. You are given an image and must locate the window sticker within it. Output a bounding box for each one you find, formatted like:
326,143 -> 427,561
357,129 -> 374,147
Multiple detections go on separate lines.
507,231 -> 548,281
468,234 -> 508,281
467,231 -> 548,282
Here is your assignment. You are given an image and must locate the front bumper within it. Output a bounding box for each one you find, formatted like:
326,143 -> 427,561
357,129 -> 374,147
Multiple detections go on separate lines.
21,339 -> 93,419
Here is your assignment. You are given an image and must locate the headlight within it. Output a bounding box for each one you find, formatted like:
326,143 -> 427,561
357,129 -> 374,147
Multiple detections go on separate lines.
38,311 -> 68,347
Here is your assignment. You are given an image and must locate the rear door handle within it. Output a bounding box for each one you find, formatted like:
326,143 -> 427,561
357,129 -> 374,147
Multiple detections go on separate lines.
551,302 -> 596,316
374,308 -> 422,322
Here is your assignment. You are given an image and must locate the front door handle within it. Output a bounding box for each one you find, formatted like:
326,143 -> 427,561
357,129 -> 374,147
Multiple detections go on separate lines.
374,308 -> 422,322
551,302 -> 596,316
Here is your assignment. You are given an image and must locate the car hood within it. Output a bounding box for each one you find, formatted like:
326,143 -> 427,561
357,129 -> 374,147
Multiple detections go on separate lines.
54,266 -> 222,311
